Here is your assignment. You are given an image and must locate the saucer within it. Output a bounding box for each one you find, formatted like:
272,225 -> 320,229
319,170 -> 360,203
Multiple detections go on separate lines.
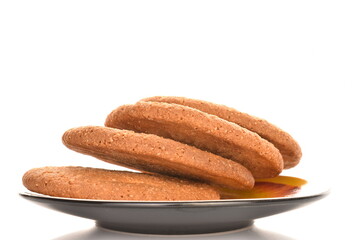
20,178 -> 328,235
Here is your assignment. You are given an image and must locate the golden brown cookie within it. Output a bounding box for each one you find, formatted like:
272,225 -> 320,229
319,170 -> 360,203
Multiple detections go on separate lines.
62,126 -> 254,190
22,166 -> 220,200
105,102 -> 283,178
141,96 -> 302,169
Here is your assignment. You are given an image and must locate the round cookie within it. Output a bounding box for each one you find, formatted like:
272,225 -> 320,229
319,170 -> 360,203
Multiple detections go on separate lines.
105,102 -> 283,178
141,96 -> 302,169
62,126 -> 254,190
22,166 -> 220,200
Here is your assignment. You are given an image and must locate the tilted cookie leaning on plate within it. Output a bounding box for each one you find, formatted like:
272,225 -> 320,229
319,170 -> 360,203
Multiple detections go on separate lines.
22,96 -> 302,201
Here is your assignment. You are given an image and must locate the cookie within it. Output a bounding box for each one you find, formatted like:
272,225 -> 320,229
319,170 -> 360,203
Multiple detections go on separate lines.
22,166 -> 220,200
141,96 -> 302,169
62,126 -> 254,190
105,102 -> 283,178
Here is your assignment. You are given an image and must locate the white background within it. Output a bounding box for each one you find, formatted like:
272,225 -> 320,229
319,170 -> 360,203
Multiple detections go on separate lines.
1,1 -> 359,239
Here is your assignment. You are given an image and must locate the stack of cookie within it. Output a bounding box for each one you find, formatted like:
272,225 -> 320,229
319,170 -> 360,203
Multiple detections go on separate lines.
23,96 -> 301,201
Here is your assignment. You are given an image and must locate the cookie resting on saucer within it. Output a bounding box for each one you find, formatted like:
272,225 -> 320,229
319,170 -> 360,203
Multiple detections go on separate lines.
141,96 -> 302,169
105,102 -> 283,178
62,126 -> 254,190
22,166 -> 220,201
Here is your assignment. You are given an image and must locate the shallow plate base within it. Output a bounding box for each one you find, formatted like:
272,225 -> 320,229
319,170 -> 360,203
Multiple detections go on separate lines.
96,220 -> 254,235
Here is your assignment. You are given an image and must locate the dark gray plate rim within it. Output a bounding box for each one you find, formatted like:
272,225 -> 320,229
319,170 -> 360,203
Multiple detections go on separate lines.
19,187 -> 330,207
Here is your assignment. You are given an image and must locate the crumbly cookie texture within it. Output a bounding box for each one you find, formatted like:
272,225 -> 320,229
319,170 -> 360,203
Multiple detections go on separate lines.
105,102 -> 283,178
141,96 -> 302,169
23,166 -> 220,201
62,126 -> 254,190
